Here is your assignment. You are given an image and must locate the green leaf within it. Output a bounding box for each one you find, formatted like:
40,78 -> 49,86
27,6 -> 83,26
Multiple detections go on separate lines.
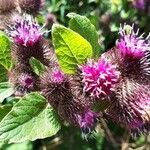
0,141 -> 33,150
0,31 -> 12,70
52,24 -> 93,74
29,57 -> 46,76
0,82 -> 14,103
135,135 -> 146,146
0,92 -> 61,143
0,105 -> 12,121
0,64 -> 7,82
93,100 -> 110,112
67,13 -> 100,57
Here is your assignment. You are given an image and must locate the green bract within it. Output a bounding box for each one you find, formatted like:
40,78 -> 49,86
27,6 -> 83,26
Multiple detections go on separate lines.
29,57 -> 46,76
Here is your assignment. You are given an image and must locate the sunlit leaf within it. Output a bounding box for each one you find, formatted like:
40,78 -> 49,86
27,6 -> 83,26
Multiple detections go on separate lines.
52,24 -> 92,74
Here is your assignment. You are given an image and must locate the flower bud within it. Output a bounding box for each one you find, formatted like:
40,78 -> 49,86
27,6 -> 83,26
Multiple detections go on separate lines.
0,0 -> 16,13
18,0 -> 45,15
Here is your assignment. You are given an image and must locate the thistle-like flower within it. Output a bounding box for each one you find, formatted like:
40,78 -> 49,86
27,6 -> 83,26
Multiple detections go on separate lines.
116,24 -> 150,59
12,72 -> 36,96
80,59 -> 120,98
8,14 -> 43,46
18,0 -> 45,15
77,110 -> 99,136
18,73 -> 34,89
45,13 -> 57,28
41,67 -> 99,136
40,67 -> 69,109
57,96 -> 99,137
106,79 -> 150,137
132,0 -> 146,10
11,37 -> 56,69
51,68 -> 65,83
101,46 -> 150,85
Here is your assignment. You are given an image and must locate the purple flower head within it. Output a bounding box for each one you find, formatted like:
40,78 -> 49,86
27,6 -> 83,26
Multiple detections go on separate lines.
80,59 -> 120,98
77,110 -> 99,136
116,24 -> 150,59
106,80 -> 150,137
40,67 -> 68,109
141,51 -> 150,77
132,0 -> 146,9
19,0 -> 45,14
18,73 -> 34,89
8,14 -> 43,46
45,13 -> 57,27
51,68 -> 65,83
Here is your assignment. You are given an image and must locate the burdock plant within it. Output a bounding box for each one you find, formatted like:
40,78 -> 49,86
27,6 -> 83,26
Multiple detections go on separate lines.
0,0 -> 149,145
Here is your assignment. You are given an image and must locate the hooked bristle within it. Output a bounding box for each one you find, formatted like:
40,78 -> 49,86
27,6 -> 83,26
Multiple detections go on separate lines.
0,0 -> 16,13
57,97 -> 99,137
9,70 -> 38,96
11,37 -> 55,67
106,79 -> 150,137
116,24 -> 150,59
18,0 -> 45,15
40,67 -> 69,109
101,47 -> 150,84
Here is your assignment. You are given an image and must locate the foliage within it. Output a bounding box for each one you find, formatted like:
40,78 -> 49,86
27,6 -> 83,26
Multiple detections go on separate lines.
52,24 -> 93,74
0,0 -> 150,149
0,92 -> 61,143
0,31 -> 12,70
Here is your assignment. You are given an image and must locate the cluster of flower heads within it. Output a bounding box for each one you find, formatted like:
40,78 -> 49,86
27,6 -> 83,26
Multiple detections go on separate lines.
0,0 -> 53,96
4,9 -> 99,136
7,14 -> 54,95
103,24 -> 150,137
39,23 -> 150,137
1,0 -> 150,138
